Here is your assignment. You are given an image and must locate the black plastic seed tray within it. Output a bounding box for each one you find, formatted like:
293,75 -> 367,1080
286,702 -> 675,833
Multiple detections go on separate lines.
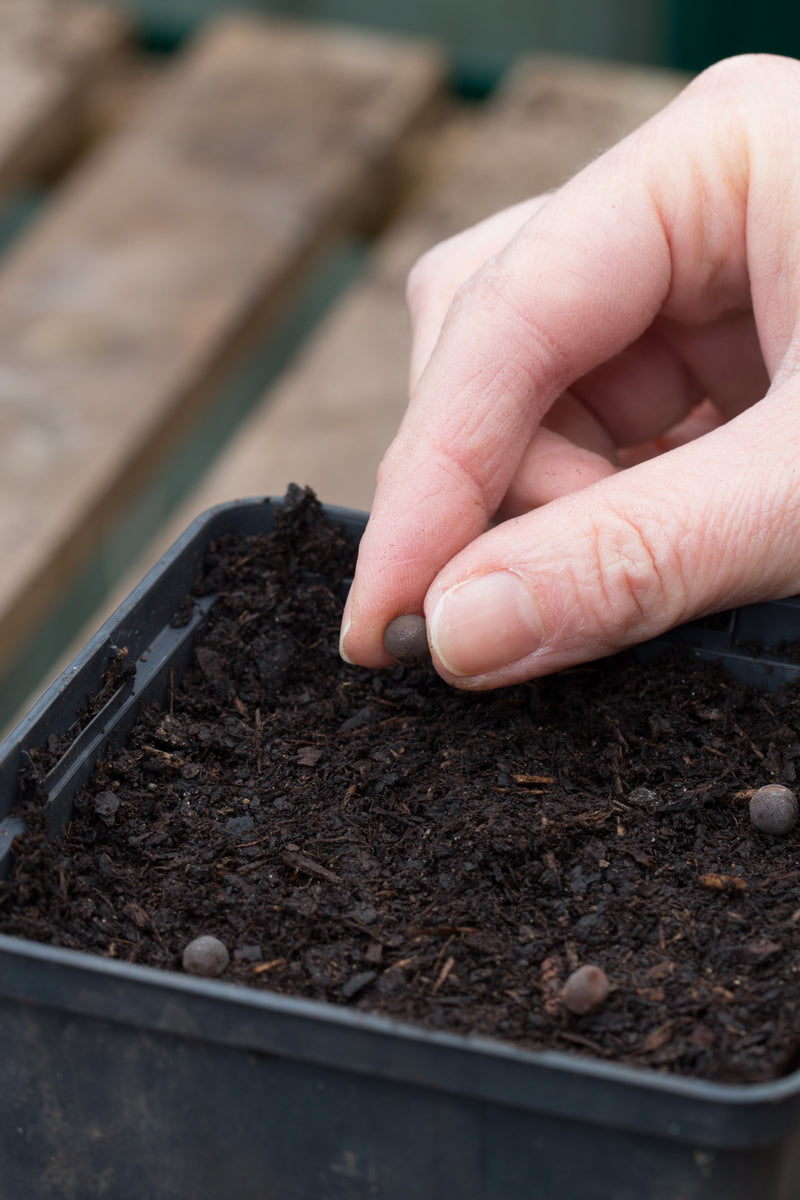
2,497 -> 800,1200
636,594 -> 800,689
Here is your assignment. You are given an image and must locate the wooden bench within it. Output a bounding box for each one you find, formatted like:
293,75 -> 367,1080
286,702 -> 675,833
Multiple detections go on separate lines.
0,0 -> 129,193
0,6 -> 443,699
0,2 -> 687,727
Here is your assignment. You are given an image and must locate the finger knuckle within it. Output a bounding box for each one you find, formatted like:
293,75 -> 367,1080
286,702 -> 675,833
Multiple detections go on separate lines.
685,52 -> 800,113
582,507 -> 688,638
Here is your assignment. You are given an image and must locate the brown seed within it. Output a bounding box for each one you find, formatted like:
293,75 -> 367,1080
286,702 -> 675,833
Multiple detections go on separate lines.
383,614 -> 429,665
182,935 -> 230,977
561,964 -> 610,1015
749,785 -> 798,835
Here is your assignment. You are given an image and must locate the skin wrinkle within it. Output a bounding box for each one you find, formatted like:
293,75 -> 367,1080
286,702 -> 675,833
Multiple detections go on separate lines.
675,417 -> 799,608
637,83 -> 749,322
451,259 -> 571,409
651,167 -> 745,323
722,63 -> 798,369
411,286 -> 570,505
418,447 -> 494,527
377,443 -> 486,538
498,459 -> 702,663
736,412 -> 800,583
577,501 -> 679,637
448,543 -> 655,690
679,101 -> 750,304
380,452 -> 491,592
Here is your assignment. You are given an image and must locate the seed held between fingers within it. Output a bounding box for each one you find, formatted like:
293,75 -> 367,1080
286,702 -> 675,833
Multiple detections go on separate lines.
383,614 -> 430,666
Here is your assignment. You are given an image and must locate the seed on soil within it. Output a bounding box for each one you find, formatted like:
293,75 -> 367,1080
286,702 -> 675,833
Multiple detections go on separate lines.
383,614 -> 429,665
561,964 -> 610,1015
182,934 -> 230,977
749,785 -> 798,835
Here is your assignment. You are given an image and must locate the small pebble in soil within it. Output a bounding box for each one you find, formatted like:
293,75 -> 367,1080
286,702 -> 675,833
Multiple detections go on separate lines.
383,614 -> 429,665
561,964 -> 610,1015
627,786 -> 659,809
182,935 -> 230,977
749,785 -> 798,835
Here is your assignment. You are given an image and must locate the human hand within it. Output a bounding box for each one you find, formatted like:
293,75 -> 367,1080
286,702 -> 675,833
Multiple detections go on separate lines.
340,55 -> 800,688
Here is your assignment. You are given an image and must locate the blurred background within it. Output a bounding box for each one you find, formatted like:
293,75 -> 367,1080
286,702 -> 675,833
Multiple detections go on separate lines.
124,0 -> 800,84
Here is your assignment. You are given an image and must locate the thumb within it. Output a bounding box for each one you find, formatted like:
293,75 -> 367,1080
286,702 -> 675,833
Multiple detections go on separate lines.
425,390 -> 800,687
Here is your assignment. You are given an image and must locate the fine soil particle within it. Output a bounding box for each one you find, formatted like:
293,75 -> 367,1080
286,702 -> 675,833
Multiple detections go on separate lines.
4,486 -> 800,1085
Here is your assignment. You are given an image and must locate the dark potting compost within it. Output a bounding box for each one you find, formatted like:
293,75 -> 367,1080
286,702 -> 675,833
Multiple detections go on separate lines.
4,488 -> 800,1087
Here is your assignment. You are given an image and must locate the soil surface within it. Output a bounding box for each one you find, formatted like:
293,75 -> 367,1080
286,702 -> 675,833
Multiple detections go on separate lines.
4,486 -> 800,1084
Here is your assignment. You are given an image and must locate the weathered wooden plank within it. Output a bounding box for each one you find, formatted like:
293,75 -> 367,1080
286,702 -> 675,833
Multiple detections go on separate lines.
0,15 -> 445,670
0,0 -> 129,189
153,57 -> 687,520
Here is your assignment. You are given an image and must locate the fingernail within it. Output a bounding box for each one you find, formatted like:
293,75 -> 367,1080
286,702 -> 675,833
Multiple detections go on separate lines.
429,570 -> 545,677
339,591 -> 354,664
